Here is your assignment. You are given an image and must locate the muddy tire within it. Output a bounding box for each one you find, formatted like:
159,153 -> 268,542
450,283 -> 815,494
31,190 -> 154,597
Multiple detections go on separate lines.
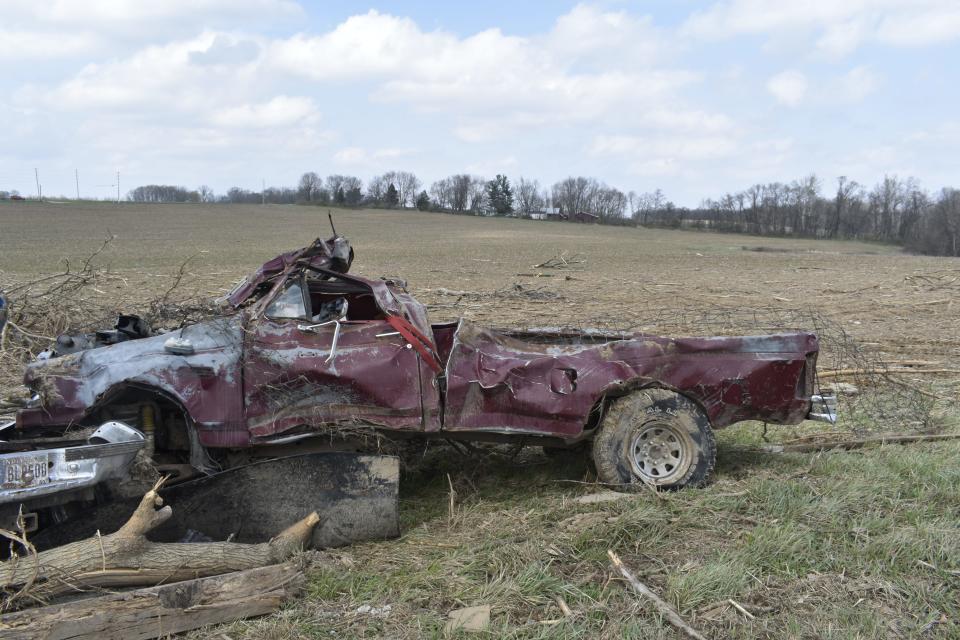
592,388 -> 715,491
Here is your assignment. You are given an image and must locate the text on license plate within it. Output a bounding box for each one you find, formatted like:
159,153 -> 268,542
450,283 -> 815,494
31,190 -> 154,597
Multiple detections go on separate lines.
2,455 -> 50,488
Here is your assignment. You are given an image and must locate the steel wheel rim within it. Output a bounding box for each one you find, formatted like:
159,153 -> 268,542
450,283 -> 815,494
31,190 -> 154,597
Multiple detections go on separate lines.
629,422 -> 692,484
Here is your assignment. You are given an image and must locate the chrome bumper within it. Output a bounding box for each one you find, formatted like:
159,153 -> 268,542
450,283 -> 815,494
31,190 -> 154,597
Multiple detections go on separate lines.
0,421 -> 145,505
807,394 -> 837,424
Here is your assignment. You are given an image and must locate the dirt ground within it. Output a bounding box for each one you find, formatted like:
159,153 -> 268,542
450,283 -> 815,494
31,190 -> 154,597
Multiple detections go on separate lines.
1,201 -> 958,639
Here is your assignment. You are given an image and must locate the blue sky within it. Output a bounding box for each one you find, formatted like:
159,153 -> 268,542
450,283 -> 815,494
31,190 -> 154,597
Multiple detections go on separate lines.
1,0 -> 958,205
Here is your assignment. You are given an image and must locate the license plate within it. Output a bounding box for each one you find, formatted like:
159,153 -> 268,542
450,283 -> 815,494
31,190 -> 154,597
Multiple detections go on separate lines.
1,454 -> 50,489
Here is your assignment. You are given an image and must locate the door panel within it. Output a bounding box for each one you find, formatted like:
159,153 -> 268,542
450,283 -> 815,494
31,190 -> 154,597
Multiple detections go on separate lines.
243,317 -> 429,439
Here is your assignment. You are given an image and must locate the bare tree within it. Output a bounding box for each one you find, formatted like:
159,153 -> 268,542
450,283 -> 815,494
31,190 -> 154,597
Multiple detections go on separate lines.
592,185 -> 627,222
515,177 -> 544,215
552,177 -> 595,216
298,172 -> 321,202
395,171 -> 421,208
832,176 -> 860,238
869,175 -> 904,241
468,176 -> 487,214
634,189 -> 665,225
449,174 -> 472,213
430,177 -> 453,210
366,173 -> 390,204
899,179 -> 927,243
128,185 -> 199,203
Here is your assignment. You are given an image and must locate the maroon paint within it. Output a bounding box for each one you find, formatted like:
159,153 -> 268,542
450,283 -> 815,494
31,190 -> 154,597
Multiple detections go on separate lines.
442,321 -> 816,438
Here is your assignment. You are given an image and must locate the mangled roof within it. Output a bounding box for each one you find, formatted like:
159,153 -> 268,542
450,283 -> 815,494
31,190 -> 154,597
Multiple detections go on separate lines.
224,235 -> 353,308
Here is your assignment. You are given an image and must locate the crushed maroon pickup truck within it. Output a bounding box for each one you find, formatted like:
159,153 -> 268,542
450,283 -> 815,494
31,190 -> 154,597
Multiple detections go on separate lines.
2,235 -> 835,539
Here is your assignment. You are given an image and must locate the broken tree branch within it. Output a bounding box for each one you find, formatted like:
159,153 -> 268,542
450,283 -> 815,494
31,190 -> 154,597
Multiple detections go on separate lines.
0,480 -> 320,606
819,368 -> 959,379
752,433 -> 960,454
728,598 -> 755,620
0,562 -> 306,640
532,251 -> 586,270
607,549 -> 707,640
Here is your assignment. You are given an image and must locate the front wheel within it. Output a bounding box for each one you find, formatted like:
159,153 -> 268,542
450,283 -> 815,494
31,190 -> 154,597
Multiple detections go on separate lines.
592,388 -> 716,490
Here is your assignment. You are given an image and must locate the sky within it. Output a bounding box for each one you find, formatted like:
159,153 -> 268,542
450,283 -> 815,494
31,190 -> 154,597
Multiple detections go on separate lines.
1,0 -> 958,206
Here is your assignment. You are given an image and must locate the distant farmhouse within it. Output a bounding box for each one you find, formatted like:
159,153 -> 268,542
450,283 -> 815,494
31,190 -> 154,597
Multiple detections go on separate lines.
529,207 -> 598,223
571,211 -> 599,223
529,207 -> 561,220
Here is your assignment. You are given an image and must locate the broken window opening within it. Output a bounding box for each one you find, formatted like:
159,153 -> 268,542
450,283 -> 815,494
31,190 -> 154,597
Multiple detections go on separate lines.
265,281 -> 308,320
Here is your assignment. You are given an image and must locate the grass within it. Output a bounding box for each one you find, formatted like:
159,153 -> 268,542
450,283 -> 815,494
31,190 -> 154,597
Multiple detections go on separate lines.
198,422 -> 960,639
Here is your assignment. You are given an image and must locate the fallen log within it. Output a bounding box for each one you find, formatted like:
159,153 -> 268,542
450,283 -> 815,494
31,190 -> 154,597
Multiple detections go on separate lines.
754,433 -> 960,454
1,479 -> 320,605
818,368 -> 959,379
0,562 -> 304,640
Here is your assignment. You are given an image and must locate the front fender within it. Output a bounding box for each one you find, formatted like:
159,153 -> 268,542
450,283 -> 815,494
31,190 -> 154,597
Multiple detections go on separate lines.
17,318 -> 245,435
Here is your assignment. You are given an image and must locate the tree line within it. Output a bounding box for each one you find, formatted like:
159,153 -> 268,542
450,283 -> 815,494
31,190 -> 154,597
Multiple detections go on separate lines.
125,170 -> 960,257
649,175 -> 959,257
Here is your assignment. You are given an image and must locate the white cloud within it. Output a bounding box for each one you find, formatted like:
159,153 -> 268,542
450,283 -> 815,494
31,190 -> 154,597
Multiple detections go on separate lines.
333,147 -> 416,166
29,32 -> 274,115
211,96 -> 319,128
547,4 -> 668,65
588,132 -> 739,178
767,70 -> 808,106
876,7 -> 960,45
815,20 -> 869,57
466,156 -> 519,176
0,0 -> 299,69
835,66 -> 880,102
18,5 -> 720,157
263,8 -> 699,139
762,67 -> 877,109
2,0 -> 301,34
333,147 -> 367,164
0,30 -> 100,60
682,0 -> 960,54
189,35 -> 261,66
590,134 -> 737,161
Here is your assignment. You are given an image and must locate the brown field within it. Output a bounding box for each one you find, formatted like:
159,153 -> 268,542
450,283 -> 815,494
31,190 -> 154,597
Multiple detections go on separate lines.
1,201 -> 958,639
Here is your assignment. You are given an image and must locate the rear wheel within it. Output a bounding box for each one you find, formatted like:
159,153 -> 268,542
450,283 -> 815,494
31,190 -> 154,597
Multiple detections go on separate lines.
592,388 -> 715,490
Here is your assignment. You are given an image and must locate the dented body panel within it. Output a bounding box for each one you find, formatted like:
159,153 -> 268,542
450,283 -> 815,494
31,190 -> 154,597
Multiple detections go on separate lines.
243,317 -> 438,440
17,317 -> 245,441
442,321 -> 816,439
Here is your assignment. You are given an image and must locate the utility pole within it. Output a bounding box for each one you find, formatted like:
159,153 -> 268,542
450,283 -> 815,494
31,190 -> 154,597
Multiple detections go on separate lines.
116,170 -> 120,204
75,169 -> 80,200
35,168 -> 41,200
